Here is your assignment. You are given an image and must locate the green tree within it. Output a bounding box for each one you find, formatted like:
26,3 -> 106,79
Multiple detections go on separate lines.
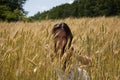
31,0 -> 120,20
0,0 -> 27,21
0,5 -> 10,21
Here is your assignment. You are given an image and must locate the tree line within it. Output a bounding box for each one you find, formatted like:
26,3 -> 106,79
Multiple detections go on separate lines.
0,0 -> 29,21
32,0 -> 120,21
0,0 -> 120,21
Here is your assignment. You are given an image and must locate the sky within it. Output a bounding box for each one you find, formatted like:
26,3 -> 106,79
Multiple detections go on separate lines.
23,0 -> 74,17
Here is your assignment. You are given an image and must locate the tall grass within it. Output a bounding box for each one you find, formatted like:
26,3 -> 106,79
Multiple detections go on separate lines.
0,17 -> 120,80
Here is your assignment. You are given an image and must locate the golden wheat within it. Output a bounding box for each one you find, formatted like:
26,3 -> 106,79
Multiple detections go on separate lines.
0,17 -> 120,80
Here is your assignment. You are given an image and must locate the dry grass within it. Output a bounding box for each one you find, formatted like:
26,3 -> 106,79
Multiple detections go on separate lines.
0,17 -> 120,80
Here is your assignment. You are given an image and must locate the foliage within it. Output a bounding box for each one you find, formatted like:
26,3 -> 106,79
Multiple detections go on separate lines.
0,0 -> 27,21
32,0 -> 120,20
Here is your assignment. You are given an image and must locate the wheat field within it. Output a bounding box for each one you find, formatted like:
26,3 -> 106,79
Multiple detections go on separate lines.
0,17 -> 120,80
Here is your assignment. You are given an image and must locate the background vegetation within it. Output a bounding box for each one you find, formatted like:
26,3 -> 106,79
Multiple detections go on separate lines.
0,17 -> 120,80
0,0 -> 120,21
0,0 -> 28,21
32,0 -> 120,20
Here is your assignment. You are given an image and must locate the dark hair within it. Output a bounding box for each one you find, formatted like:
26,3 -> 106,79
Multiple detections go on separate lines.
52,22 -> 73,56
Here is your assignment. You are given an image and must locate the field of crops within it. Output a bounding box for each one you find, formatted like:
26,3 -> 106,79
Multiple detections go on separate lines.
0,17 -> 120,80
